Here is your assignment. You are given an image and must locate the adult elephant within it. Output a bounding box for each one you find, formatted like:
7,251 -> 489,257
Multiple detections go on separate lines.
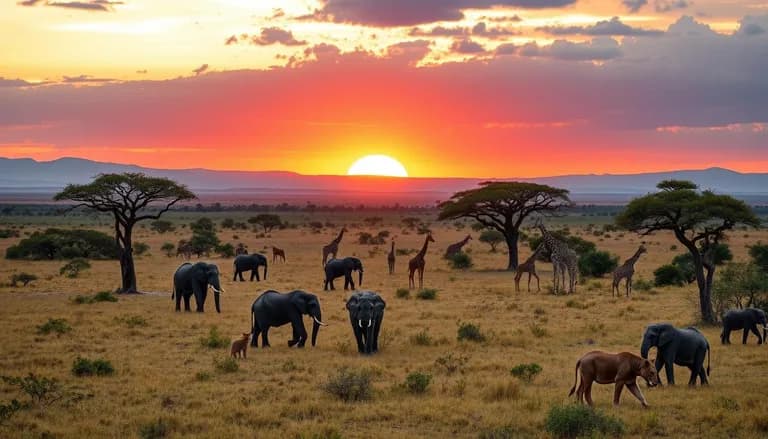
250,290 -> 326,348
233,253 -> 268,282
345,291 -> 386,355
172,262 -> 223,313
324,257 -> 363,291
640,323 -> 710,386
721,308 -> 767,344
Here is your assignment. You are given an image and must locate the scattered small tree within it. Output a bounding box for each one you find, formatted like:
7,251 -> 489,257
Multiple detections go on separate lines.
149,220 -> 175,234
713,263 -> 768,313
220,218 -> 236,229
401,217 -> 420,229
479,229 -> 504,252
54,173 -> 196,293
161,242 -> 175,257
248,214 -> 283,233
749,244 -> 768,272
133,242 -> 150,256
616,180 -> 760,323
439,182 -> 572,270
189,218 -> 220,257
578,251 -> 618,278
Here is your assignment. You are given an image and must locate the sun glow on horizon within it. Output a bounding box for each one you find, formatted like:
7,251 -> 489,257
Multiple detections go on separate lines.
347,154 -> 408,177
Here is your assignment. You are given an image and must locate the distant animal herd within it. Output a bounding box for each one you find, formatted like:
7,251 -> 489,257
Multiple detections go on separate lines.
171,220 -> 768,408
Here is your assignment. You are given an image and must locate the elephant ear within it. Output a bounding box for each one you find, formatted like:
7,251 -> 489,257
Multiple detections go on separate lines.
345,295 -> 359,311
291,294 -> 309,314
658,327 -> 674,347
375,296 -> 386,310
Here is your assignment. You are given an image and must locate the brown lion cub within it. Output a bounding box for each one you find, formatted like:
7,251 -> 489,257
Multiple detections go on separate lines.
230,333 -> 250,359
569,351 -> 659,407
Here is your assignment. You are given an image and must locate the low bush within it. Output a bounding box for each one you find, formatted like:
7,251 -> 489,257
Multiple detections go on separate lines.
510,363 -> 542,383
632,278 -> 654,291
73,291 -> 118,304
0,399 -> 22,425
0,374 -> 63,407
36,318 -> 72,336
578,251 -> 618,278
396,288 -> 410,299
199,326 -> 229,349
139,417 -> 175,439
544,404 -> 625,438
529,323 -> 549,338
409,329 -> 433,346
10,273 -> 37,287
323,368 -> 372,402
434,352 -> 469,375
478,425 -> 518,439
115,315 -> 148,328
404,372 -> 432,394
416,288 -> 438,300
60,258 -> 91,278
457,322 -> 485,342
448,252 -> 473,270
653,264 -> 687,287
161,242 -> 176,257
72,357 -> 115,377
133,242 -> 150,256
213,357 -> 239,373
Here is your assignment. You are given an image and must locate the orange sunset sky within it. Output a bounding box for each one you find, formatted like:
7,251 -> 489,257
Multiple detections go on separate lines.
1,0 -> 767,177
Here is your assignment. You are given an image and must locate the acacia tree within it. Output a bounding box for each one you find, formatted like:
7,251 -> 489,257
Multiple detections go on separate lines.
54,173 -> 196,293
616,180 -> 760,324
438,182 -> 572,270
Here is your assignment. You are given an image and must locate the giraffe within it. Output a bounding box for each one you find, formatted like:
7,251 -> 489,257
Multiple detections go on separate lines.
444,234 -> 472,259
562,248 -> 579,295
322,227 -> 347,266
409,234 -> 435,289
515,244 -> 543,292
272,246 -> 286,263
535,219 -> 576,294
387,240 -> 396,275
612,245 -> 647,297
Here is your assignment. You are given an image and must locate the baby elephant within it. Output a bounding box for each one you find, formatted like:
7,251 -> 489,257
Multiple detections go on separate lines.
569,351 -> 659,408
230,333 -> 250,358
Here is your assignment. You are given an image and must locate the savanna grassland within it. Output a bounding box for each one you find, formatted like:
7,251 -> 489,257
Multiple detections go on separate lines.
1,210 -> 767,439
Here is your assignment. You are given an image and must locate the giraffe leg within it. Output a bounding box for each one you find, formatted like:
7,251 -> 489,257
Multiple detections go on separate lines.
533,272 -> 540,292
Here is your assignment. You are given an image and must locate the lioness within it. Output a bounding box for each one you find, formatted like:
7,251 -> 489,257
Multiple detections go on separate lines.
569,351 -> 659,407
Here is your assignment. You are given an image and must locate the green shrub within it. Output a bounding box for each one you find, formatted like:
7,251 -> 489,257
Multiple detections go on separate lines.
72,357 -> 115,377
478,425 -> 518,439
653,264 -> 687,287
133,242 -> 150,256
150,220 -> 176,234
73,291 -> 118,304
60,258 -> 91,278
479,230 -> 504,252
36,318 -> 72,336
0,399 -> 22,425
457,322 -> 485,342
578,251 -> 618,278
213,357 -> 239,373
6,228 -> 118,260
409,329 -> 433,346
195,371 -> 212,382
199,326 -> 228,349
529,323 -> 549,338
215,243 -> 235,257
0,228 -> 20,239
161,242 -> 176,257
0,374 -> 62,407
750,244 -> 768,272
396,288 -> 410,299
544,404 -> 625,438
115,315 -> 147,328
448,252 -> 473,270
139,418 -> 174,439
323,368 -> 372,402
510,363 -> 543,383
434,353 -> 469,375
9,272 -> 37,287
633,278 -> 654,291
404,372 -> 432,394
416,288 -> 438,300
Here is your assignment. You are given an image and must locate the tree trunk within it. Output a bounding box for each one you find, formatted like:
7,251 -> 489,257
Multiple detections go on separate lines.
505,230 -> 519,271
692,252 -> 716,324
119,225 -> 138,293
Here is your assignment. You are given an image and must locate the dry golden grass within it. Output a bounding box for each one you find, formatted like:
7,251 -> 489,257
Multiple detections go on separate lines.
1,212 -> 767,438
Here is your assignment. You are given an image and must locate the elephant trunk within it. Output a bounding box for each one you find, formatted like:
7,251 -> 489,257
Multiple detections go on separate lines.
214,290 -> 221,313
763,325 -> 767,343
311,313 -> 321,347
365,319 -> 374,354
263,262 -> 268,280
640,337 -> 651,359
358,270 -> 363,287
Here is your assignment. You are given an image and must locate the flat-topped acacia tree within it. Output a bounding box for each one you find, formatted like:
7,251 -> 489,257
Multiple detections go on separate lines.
438,182 -> 572,270
54,173 -> 196,293
616,180 -> 760,324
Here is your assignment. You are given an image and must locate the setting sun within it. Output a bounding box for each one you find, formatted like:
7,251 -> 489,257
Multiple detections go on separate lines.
347,155 -> 408,177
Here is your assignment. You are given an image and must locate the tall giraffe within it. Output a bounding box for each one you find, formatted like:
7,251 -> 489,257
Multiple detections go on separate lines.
444,234 -> 472,259
409,234 -> 435,289
387,240 -> 396,275
612,245 -> 647,297
322,227 -> 347,266
515,244 -> 543,292
535,220 -> 576,294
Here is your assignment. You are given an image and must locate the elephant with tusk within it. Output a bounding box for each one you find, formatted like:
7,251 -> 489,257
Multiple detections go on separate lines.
346,291 -> 386,355
250,290 -> 326,348
172,262 -> 223,313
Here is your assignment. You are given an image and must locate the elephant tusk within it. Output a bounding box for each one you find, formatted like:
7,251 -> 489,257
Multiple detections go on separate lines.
212,287 -> 223,294
368,319 -> 372,328
313,316 -> 327,326
358,320 -> 363,328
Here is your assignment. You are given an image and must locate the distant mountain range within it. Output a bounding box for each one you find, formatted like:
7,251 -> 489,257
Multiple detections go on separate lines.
1,157 -> 767,205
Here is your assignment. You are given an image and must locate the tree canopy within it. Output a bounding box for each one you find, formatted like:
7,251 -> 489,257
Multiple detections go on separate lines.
438,182 -> 571,270
616,180 -> 760,323
54,173 -> 195,292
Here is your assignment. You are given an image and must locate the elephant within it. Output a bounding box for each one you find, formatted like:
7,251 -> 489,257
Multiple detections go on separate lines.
721,307 -> 767,344
250,290 -> 326,348
324,257 -> 363,291
640,323 -> 710,386
345,291 -> 385,355
172,262 -> 223,313
233,253 -> 268,282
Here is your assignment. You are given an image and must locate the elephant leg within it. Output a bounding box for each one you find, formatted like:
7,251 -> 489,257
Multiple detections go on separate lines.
293,318 -> 307,347
251,325 -> 260,347
653,356 -> 665,386
372,318 -> 382,352
613,381 -> 624,406
721,328 -> 727,344
238,271 -> 245,281
699,365 -> 709,385
183,294 -> 191,312
254,268 -> 260,281
626,382 -> 648,407
261,327 -> 271,347
323,279 -> 329,291
687,366 -> 698,386
750,325 -> 762,344
743,328 -> 749,344
175,291 -> 182,311
665,358 -> 675,385
233,272 -> 237,282
329,279 -> 335,290
353,326 -> 365,353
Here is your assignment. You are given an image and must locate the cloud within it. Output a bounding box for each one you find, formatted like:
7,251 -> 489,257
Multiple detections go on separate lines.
736,15 -> 768,37
538,17 -> 663,36
225,27 -> 306,46
622,0 -> 647,13
192,64 -> 208,76
19,0 -> 123,11
520,37 -> 622,61
0,77 -> 35,87
385,40 -> 432,64
451,38 -> 486,54
62,74 -> 114,83
410,21 -> 517,39
495,43 -> 517,55
305,0 -> 577,27
654,0 -> 688,13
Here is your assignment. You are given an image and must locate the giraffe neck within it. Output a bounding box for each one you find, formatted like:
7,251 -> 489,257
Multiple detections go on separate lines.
538,225 -> 558,250
334,229 -> 345,244
625,249 -> 643,267
417,237 -> 431,259
390,241 -> 395,253
461,236 -> 470,246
